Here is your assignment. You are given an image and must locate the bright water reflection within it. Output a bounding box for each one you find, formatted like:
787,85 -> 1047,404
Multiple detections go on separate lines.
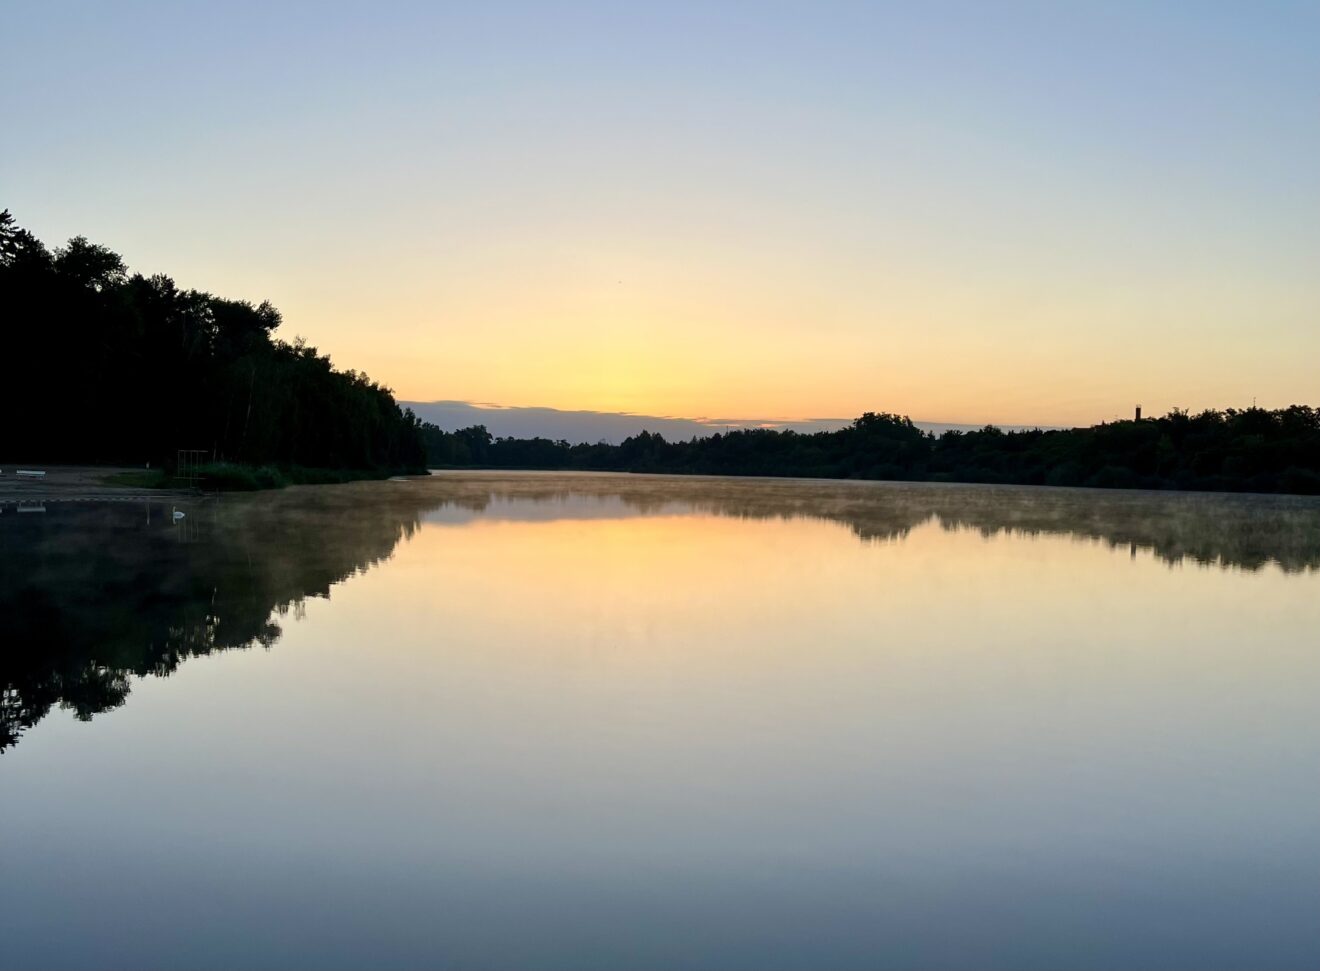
3,473 -> 1320,969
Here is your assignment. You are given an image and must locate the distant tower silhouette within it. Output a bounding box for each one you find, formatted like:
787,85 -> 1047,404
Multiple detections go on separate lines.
1135,405 -> 1142,421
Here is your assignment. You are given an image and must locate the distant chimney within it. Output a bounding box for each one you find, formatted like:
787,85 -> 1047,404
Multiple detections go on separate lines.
1135,405 -> 1142,421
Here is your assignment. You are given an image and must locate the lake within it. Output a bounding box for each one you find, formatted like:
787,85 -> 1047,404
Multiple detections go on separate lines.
3,472 -> 1320,970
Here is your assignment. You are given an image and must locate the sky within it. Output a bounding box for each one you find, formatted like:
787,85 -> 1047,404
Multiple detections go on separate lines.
3,1 -> 1317,428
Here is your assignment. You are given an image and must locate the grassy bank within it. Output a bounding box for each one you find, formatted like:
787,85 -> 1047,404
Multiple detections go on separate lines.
101,462 -> 423,492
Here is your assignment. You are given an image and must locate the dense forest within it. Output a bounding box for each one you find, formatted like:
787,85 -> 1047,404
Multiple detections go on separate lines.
0,211 -> 425,473
422,407 -> 1320,495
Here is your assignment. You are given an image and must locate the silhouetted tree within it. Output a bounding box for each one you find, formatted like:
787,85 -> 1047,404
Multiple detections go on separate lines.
0,212 -> 425,472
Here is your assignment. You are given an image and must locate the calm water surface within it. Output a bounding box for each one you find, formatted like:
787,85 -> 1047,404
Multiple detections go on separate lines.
4,473 -> 1320,969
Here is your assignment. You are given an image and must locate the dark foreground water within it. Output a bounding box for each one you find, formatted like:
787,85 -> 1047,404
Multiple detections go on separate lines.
3,473 -> 1320,970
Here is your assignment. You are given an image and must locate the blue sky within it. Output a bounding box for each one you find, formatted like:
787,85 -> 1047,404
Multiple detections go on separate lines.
4,1 -> 1317,425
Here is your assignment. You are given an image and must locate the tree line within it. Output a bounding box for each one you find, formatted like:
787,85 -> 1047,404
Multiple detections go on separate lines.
421,407 -> 1320,495
0,211 -> 425,472
6,210 -> 1317,494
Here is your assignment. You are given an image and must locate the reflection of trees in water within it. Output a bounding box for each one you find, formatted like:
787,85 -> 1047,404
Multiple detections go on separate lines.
419,474 -> 1320,574
5,474 -> 1318,751
926,489 -> 1320,573
1,489 -> 431,751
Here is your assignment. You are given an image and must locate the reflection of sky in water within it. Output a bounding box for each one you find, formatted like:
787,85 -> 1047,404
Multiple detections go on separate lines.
3,474 -> 1320,969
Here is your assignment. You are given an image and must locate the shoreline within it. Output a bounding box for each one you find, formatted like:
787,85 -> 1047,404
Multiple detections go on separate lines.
0,463 -> 423,500
0,465 -> 193,503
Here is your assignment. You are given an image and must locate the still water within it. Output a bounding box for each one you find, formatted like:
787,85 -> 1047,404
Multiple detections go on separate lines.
3,473 -> 1320,969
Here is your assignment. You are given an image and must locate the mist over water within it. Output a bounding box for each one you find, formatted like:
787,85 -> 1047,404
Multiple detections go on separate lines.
4,473 -> 1320,969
